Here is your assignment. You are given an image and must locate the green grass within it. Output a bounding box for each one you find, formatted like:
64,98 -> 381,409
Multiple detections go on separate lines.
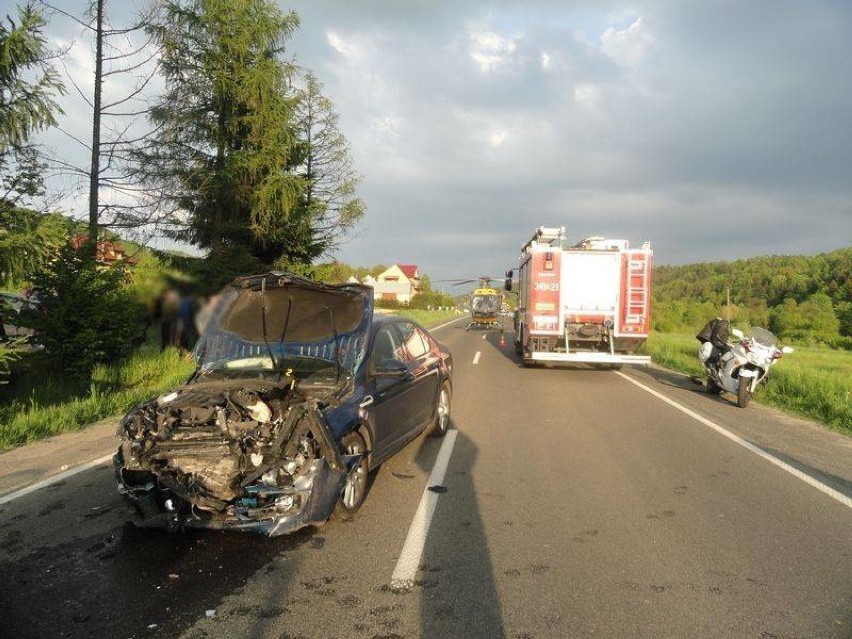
0,311 -> 464,449
0,344 -> 195,449
386,308 -> 464,328
642,332 -> 852,434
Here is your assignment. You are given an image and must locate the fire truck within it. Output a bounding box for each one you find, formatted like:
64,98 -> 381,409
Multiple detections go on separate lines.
506,226 -> 653,367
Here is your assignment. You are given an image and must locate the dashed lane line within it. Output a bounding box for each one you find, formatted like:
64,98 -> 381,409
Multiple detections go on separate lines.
429,316 -> 468,332
615,371 -> 852,510
472,351 -> 481,365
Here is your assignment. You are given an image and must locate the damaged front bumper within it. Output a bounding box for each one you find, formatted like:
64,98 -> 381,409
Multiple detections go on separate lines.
114,382 -> 359,536
115,454 -> 346,535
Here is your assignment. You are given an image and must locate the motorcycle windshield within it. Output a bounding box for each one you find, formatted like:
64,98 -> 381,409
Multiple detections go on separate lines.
749,327 -> 778,348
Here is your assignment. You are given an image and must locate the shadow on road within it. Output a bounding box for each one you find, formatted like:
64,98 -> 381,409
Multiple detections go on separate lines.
0,464 -> 314,639
631,364 -> 750,408
412,427 -> 507,638
481,328 -> 625,373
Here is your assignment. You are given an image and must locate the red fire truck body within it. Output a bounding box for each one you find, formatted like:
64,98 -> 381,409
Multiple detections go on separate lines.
511,226 -> 653,366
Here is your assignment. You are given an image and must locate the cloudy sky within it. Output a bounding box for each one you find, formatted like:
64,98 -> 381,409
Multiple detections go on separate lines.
40,0 -> 852,281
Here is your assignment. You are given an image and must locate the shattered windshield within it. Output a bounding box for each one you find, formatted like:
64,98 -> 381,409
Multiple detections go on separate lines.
193,278 -> 372,377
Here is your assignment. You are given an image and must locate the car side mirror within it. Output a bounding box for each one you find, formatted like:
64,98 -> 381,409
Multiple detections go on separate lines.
731,328 -> 744,339
374,358 -> 407,376
781,346 -> 794,354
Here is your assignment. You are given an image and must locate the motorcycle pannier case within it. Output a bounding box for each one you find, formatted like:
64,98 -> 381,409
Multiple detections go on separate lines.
696,318 -> 731,349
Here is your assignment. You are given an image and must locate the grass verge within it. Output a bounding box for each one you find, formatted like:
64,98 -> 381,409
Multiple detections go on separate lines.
0,311 -> 465,449
643,332 -> 852,434
0,345 -> 195,449
387,309 -> 465,328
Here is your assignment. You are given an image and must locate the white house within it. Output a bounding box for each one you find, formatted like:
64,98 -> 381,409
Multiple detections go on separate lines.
372,264 -> 421,303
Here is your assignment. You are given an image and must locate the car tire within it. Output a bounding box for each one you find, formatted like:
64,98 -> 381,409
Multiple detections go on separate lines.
427,382 -> 451,438
333,431 -> 369,521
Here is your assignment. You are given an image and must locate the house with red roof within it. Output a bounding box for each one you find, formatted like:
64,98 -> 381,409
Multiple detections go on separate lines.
70,235 -> 133,264
372,264 -> 421,303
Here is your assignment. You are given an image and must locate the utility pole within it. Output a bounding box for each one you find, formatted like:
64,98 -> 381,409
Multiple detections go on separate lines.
87,0 -> 104,253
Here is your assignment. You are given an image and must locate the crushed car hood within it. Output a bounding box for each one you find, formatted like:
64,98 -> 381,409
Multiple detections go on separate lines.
194,272 -> 374,375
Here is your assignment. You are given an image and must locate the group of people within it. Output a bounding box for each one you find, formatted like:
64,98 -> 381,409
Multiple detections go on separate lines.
153,289 -> 196,352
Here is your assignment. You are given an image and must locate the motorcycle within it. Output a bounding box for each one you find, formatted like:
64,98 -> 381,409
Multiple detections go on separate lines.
698,325 -> 793,408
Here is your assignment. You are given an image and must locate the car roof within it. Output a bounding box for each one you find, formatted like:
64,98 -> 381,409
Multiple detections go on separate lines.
371,314 -> 426,331
372,314 -> 402,328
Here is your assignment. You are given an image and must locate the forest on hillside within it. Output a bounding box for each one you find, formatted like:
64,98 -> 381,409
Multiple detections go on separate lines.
652,248 -> 852,346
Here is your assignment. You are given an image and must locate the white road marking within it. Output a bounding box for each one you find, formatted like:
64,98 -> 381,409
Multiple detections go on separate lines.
391,429 -> 458,589
615,372 -> 852,510
0,453 -> 114,506
429,316 -> 468,332
472,351 -> 481,365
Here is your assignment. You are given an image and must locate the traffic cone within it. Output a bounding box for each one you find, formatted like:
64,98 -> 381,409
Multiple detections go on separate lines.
499,332 -> 506,348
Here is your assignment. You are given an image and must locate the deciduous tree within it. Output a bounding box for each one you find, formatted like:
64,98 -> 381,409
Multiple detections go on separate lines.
290,71 -> 364,264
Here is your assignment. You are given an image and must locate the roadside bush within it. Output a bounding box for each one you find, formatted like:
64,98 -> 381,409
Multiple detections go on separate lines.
0,339 -> 23,384
408,291 -> 456,310
27,244 -> 144,377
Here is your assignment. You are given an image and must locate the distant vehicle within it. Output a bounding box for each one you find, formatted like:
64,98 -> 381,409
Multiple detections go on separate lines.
506,226 -> 653,368
697,319 -> 793,408
439,276 -> 505,330
114,272 -> 453,536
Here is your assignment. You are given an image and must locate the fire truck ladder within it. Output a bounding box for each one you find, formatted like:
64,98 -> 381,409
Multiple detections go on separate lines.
625,257 -> 649,325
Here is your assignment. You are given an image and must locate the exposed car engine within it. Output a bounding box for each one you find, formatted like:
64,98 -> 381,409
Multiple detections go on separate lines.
115,379 -> 347,534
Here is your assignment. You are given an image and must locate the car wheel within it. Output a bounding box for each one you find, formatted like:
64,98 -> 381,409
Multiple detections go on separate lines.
736,376 -> 751,408
427,382 -> 451,438
333,432 -> 369,520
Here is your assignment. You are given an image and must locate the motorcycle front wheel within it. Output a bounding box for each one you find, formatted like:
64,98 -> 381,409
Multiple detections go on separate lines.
737,376 -> 751,408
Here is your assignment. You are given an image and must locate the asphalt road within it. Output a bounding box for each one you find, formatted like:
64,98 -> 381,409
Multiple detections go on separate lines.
1,320 -> 851,639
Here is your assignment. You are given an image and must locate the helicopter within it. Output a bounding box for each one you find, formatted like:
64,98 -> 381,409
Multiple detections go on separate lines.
438,276 -> 506,330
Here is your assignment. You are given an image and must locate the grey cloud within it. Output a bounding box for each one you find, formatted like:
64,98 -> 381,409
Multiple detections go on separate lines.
36,0 -> 852,277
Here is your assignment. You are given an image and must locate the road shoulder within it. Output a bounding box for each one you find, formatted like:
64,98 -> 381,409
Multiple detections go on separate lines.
0,416 -> 118,498
623,363 -> 852,498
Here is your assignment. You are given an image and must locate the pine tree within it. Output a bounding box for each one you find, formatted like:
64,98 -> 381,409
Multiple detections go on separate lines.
140,0 -> 304,268
0,3 -> 64,208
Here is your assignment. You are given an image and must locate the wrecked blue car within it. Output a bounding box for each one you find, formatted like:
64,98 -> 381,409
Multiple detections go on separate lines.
114,273 -> 453,535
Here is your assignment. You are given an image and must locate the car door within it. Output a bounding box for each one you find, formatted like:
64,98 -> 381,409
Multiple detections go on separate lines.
365,323 -> 416,462
393,322 -> 442,434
